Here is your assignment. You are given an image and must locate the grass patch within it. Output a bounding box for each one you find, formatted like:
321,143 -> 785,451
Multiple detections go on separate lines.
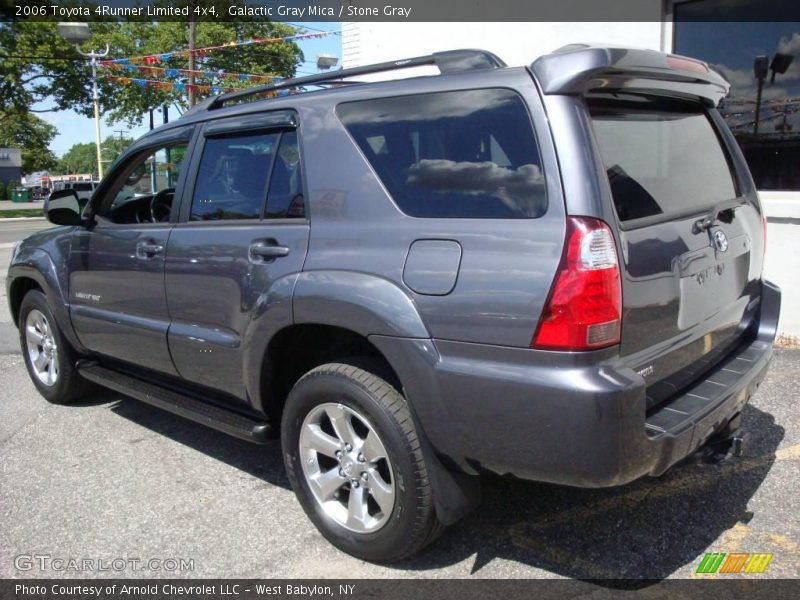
0,208 -> 44,218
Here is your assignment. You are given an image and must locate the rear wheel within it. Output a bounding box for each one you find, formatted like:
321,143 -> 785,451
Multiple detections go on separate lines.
19,290 -> 91,404
281,361 -> 443,562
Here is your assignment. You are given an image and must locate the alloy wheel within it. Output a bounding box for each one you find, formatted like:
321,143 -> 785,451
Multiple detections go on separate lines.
25,309 -> 59,387
299,402 -> 396,533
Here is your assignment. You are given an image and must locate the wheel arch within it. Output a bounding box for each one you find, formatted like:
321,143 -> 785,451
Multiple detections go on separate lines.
243,270 -> 429,414
8,275 -> 43,326
7,251 -> 86,353
258,323 -> 401,422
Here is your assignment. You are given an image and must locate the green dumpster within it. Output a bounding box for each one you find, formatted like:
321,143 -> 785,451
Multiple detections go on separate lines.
11,187 -> 30,203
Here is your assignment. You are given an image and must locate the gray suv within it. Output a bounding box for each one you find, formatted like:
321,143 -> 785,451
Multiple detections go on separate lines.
7,46 -> 780,562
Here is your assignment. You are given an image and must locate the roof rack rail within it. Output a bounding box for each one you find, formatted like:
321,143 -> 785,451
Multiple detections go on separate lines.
183,49 -> 505,116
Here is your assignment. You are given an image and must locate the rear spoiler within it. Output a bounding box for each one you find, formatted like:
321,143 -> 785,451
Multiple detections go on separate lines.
531,45 -> 730,106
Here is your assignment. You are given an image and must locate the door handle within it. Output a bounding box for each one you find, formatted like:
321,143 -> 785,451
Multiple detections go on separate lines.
136,241 -> 164,259
249,242 -> 290,261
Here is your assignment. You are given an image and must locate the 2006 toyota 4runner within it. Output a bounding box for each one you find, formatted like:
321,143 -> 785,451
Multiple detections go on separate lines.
7,46 -> 780,562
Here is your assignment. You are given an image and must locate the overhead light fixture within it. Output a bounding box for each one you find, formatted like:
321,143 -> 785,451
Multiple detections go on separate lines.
316,54 -> 339,71
56,22 -> 91,45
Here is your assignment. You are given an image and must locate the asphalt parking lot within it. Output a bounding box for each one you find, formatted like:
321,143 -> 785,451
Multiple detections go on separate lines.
0,235 -> 798,582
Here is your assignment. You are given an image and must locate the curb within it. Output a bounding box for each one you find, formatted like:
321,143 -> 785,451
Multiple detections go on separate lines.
0,217 -> 47,222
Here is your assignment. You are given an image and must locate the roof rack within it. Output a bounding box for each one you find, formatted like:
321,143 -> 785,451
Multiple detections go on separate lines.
183,49 -> 505,117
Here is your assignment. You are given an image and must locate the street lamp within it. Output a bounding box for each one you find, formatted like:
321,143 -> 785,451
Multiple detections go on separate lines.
57,22 -> 109,179
316,54 -> 339,71
753,52 -> 795,136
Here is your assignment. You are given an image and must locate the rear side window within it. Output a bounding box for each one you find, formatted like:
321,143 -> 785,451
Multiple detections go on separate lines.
588,97 -> 738,223
337,89 -> 546,219
191,132 -> 279,221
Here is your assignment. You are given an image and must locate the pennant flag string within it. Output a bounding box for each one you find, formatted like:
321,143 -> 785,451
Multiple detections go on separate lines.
99,63 -> 284,84
99,30 -> 339,66
101,75 -> 229,94
100,75 -> 297,97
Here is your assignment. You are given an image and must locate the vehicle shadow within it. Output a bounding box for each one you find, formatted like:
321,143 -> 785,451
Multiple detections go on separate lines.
395,404 -> 784,586
104,391 -> 291,490
100,389 -> 782,585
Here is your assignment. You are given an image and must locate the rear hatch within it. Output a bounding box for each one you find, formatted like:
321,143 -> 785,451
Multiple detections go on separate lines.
586,94 -> 765,408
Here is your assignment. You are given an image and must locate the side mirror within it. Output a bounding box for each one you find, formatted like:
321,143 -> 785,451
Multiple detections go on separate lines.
45,189 -> 83,226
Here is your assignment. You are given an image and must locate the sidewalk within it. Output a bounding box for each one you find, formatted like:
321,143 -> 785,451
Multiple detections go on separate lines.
0,200 -> 43,210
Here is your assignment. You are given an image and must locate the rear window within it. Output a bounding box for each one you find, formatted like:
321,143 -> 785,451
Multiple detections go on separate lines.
337,89 -> 546,219
72,183 -> 94,191
588,97 -> 738,223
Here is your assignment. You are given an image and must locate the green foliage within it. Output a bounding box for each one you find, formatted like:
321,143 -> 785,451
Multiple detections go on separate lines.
58,142 -> 97,175
56,134 -> 136,176
1,8 -> 304,128
7,180 -> 21,192
0,208 -> 44,218
0,181 -> 7,200
0,21 -> 92,116
0,111 -> 58,174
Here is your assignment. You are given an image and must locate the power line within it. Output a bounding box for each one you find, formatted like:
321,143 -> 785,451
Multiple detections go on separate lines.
0,55 -> 87,61
286,23 -> 339,34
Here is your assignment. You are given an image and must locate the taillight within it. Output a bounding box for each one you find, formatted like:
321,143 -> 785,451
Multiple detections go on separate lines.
666,55 -> 708,74
532,217 -> 622,351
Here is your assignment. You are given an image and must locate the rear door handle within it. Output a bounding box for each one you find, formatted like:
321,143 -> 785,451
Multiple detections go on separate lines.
249,242 -> 290,261
136,241 -> 164,259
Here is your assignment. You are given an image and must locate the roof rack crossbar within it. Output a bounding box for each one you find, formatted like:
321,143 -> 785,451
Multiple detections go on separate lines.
195,49 -> 505,113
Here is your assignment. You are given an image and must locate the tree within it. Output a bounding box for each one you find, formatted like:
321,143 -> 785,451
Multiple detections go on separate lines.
0,111 -> 58,174
58,143 -> 97,175
1,8 -> 305,127
102,134 -> 135,164
57,134 -> 136,176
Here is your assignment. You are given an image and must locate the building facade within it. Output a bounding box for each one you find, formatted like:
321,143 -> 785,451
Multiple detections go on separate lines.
342,0 -> 799,193
0,148 -> 22,185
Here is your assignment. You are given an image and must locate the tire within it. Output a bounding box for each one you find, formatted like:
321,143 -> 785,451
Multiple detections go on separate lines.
18,290 -> 91,405
281,360 -> 444,562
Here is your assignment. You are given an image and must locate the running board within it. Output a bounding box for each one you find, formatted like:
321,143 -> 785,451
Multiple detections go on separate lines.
77,363 -> 276,444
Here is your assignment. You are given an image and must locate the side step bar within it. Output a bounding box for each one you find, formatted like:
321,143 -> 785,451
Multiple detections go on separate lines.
77,363 -> 276,444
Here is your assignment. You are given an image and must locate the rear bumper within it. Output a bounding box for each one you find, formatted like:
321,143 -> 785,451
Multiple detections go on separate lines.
372,280 -> 780,487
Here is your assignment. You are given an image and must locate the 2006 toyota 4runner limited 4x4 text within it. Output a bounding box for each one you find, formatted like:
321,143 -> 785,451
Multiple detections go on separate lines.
7,46 -> 780,562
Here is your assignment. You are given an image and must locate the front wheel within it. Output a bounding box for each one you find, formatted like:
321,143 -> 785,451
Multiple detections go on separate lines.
19,290 -> 91,404
281,361 -> 443,562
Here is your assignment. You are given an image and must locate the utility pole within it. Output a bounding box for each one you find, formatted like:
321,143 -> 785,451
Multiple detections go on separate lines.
82,48 -> 110,179
55,23 -> 108,179
188,4 -> 197,107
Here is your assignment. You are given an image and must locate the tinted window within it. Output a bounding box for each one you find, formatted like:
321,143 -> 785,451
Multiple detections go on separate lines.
337,89 -> 546,219
191,133 -> 279,221
265,131 -> 304,218
72,182 -> 94,191
589,98 -> 738,223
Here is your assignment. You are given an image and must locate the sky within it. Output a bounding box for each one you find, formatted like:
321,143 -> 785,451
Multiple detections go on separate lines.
34,22 -> 342,158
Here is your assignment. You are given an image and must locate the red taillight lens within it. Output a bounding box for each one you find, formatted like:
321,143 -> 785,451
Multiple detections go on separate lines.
532,217 -> 622,351
667,55 -> 709,74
